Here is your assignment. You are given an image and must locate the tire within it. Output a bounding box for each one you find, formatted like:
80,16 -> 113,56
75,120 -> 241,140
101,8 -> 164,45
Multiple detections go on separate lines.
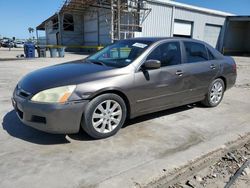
201,78 -> 225,107
81,94 -> 127,139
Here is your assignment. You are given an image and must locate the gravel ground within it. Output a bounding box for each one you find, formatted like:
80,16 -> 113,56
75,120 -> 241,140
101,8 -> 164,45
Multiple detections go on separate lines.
169,138 -> 250,188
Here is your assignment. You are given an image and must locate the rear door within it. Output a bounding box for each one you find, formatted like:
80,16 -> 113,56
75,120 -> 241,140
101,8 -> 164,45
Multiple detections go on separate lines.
181,41 -> 219,98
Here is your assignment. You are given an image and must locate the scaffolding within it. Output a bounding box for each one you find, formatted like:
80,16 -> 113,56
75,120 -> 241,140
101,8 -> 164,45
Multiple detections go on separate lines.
58,0 -> 151,42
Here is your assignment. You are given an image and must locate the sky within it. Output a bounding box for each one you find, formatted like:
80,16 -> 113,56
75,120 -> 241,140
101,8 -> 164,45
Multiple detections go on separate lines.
0,0 -> 250,39
0,0 -> 62,39
175,0 -> 250,15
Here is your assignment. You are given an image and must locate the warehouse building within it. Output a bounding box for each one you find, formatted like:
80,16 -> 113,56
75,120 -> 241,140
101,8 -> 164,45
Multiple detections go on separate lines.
36,0 -> 249,55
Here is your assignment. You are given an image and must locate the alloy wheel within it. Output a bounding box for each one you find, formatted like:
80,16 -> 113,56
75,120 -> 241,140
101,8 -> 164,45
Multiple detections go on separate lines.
210,81 -> 223,105
92,100 -> 122,133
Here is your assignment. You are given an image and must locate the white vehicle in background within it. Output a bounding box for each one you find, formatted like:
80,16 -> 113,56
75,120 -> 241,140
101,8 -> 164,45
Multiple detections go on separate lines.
15,41 -> 25,48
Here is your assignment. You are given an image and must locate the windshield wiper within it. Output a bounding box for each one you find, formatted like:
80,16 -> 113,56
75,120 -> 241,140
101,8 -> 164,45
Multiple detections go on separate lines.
85,59 -> 106,66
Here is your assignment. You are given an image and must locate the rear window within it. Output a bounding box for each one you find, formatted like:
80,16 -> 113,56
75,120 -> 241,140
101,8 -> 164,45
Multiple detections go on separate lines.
207,48 -> 215,60
184,42 -> 208,63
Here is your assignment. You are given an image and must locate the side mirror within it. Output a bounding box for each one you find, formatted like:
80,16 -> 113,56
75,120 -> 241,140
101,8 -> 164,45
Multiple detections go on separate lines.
143,59 -> 161,70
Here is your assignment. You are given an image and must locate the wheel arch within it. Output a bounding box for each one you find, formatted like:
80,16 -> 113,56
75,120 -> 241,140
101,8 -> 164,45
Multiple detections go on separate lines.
89,89 -> 131,119
216,76 -> 227,90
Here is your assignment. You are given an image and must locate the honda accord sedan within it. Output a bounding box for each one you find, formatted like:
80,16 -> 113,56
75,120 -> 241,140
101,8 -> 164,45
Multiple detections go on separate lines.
12,38 -> 237,139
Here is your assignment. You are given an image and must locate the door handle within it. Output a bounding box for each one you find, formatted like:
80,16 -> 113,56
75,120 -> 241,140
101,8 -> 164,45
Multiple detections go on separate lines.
176,70 -> 183,76
210,64 -> 216,69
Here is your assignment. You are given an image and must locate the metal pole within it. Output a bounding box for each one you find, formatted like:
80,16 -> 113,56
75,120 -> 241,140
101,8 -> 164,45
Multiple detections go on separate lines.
117,0 -> 121,40
220,18 -> 229,53
57,12 -> 63,45
170,6 -> 175,37
83,14 -> 85,45
111,0 -> 114,43
36,29 -> 39,45
97,10 -> 100,46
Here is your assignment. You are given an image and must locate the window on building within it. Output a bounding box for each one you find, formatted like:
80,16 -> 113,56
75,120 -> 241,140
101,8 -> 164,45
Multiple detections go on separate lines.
146,42 -> 181,67
63,14 -> 74,31
184,42 -> 208,63
173,20 -> 193,38
52,17 -> 58,30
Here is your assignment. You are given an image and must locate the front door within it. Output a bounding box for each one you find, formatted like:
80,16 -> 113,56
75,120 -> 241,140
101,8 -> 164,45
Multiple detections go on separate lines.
134,41 -> 189,114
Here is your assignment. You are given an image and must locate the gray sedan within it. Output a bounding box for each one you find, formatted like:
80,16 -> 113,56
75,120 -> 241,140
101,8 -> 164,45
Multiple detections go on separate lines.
12,38 -> 237,139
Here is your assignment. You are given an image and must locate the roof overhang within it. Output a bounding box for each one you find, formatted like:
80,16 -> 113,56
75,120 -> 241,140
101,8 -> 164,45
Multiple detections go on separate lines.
36,0 -> 111,30
227,16 -> 250,22
59,0 -> 111,14
36,14 -> 58,30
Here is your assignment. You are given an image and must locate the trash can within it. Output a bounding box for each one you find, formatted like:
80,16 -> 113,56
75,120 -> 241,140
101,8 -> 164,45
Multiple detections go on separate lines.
24,43 -> 35,58
57,47 -> 66,57
37,46 -> 46,57
49,48 -> 57,58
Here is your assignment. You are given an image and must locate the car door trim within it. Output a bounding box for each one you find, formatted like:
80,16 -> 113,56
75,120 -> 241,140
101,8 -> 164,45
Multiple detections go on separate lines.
136,89 -> 190,103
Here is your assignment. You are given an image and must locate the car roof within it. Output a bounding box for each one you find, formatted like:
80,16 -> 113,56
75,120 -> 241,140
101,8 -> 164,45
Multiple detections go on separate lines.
122,37 -> 170,42
122,37 -> 205,44
122,37 -> 223,58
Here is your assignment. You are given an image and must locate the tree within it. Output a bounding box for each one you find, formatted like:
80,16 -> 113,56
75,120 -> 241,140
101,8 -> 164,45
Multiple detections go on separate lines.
28,27 -> 34,39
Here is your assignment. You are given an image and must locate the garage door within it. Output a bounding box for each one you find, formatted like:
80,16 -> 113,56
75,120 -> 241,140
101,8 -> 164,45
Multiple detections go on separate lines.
203,24 -> 222,48
173,20 -> 192,38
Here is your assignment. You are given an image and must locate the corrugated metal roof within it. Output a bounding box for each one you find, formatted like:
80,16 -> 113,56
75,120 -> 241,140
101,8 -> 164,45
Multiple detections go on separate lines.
149,0 -> 234,17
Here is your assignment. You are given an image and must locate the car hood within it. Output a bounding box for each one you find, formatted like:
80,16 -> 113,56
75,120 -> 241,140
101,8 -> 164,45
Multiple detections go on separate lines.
18,60 -> 115,94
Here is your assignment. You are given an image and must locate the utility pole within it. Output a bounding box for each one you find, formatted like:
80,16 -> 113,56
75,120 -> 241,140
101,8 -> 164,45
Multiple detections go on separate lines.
117,0 -> 121,40
57,12 -> 63,45
111,0 -> 114,42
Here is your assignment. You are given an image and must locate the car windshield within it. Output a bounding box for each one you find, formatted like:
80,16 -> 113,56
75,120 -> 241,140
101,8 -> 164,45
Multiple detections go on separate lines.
87,40 -> 153,68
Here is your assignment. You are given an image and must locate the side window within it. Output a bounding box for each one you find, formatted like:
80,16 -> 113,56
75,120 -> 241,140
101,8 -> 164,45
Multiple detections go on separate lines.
207,48 -> 215,60
184,42 -> 208,63
146,42 -> 181,67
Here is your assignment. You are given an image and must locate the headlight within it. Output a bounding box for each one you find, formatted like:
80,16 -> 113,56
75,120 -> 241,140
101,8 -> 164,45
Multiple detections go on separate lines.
31,85 -> 76,103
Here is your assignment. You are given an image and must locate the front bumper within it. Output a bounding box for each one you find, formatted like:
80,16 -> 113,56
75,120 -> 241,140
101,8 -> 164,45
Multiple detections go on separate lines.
12,94 -> 88,134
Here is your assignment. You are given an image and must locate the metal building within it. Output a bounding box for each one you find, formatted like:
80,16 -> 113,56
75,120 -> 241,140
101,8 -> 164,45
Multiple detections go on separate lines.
36,0 -> 233,51
136,1 -> 232,49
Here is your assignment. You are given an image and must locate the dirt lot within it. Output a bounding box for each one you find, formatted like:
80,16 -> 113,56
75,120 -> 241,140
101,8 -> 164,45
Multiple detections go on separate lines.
0,49 -> 250,188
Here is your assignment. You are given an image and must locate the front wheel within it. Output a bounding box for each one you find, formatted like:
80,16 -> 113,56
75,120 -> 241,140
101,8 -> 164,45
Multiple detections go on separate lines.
201,78 -> 225,107
81,94 -> 127,139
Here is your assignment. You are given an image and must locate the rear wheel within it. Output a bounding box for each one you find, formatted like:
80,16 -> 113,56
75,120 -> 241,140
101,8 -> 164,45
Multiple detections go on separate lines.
202,78 -> 225,107
81,94 -> 127,139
